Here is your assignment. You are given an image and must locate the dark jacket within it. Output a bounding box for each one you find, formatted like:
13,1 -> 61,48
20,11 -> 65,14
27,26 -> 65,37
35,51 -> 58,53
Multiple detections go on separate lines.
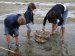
4,14 -> 21,29
43,4 -> 65,26
24,6 -> 34,24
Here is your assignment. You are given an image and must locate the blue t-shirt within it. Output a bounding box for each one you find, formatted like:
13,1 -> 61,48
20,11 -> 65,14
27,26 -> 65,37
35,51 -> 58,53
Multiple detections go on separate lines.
4,14 -> 21,29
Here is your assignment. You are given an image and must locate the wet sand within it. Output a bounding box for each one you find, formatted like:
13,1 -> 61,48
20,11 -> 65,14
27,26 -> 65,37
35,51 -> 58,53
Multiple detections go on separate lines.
0,22 -> 75,56
64,23 -> 75,56
0,3 -> 26,16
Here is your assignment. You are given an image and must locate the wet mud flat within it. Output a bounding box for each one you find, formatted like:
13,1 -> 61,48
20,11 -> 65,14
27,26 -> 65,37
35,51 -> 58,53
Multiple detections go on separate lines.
0,3 -> 26,16
24,31 -> 69,56
0,30 -> 69,56
0,23 -> 75,56
0,3 -> 18,15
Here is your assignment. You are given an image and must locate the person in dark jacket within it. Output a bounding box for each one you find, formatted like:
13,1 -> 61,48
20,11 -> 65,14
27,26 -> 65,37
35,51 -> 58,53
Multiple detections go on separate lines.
4,14 -> 26,46
42,4 -> 68,42
24,3 -> 36,41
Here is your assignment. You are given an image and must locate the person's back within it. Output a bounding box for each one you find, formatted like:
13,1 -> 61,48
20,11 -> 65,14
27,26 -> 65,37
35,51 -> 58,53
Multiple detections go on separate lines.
4,14 -> 21,29
51,4 -> 64,14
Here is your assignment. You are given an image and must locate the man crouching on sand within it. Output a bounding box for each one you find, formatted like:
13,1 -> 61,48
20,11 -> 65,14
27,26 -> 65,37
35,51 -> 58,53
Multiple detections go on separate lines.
42,3 -> 68,42
4,14 -> 26,47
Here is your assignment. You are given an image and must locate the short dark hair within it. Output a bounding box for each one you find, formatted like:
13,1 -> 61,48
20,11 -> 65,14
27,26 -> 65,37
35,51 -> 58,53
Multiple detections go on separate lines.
28,3 -> 36,9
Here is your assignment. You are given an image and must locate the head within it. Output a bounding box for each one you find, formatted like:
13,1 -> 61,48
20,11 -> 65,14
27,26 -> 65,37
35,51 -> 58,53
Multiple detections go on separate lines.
28,3 -> 36,11
18,15 -> 26,25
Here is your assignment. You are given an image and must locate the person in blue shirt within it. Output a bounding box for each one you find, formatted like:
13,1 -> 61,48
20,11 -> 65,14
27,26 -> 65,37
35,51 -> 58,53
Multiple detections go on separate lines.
24,3 -> 36,41
4,14 -> 26,46
42,4 -> 68,42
